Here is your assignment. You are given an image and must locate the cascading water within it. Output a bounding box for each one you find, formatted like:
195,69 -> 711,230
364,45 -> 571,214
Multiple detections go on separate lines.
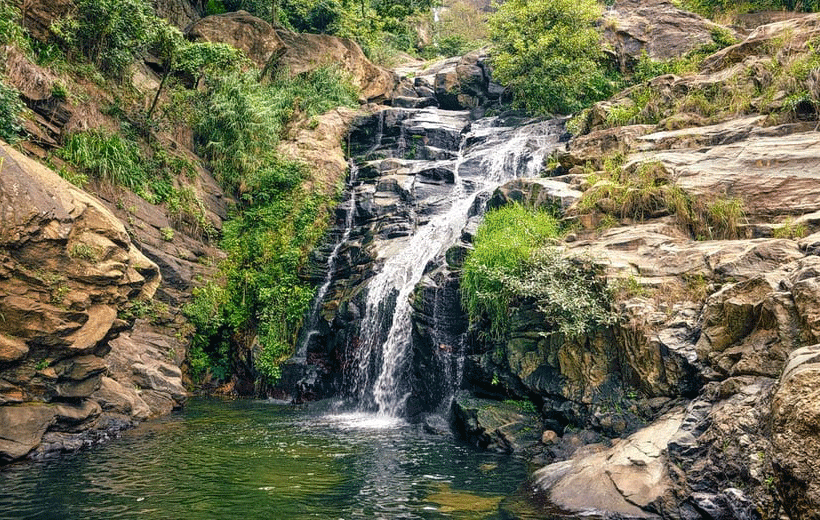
348,107 -> 565,417
294,161 -> 358,362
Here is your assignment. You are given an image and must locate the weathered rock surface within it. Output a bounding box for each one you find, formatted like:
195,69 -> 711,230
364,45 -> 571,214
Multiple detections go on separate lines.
535,411 -> 684,518
451,393 -> 542,454
394,51 -> 505,111
153,0 -> 201,30
186,11 -> 286,70
0,142 -> 187,462
603,0 -> 730,69
771,345 -> 820,519
274,29 -> 395,103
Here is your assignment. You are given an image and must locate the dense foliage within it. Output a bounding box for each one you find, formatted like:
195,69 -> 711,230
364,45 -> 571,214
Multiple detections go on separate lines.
184,66 -> 357,385
488,0 -> 619,115
206,0 -> 456,63
461,205 -> 614,341
52,0 -> 158,79
0,78 -> 24,143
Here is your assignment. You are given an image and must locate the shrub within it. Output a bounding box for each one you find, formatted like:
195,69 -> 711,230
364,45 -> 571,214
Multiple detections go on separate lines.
461,204 -> 614,340
52,0 -> 156,79
58,131 -> 148,190
0,0 -> 27,48
488,0 -> 619,114
461,204 -> 562,339
0,78 -> 24,143
195,66 -> 357,192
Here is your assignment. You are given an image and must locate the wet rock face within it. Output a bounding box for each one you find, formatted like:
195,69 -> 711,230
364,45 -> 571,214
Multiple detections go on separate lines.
0,143 -> 186,463
393,51 -> 506,112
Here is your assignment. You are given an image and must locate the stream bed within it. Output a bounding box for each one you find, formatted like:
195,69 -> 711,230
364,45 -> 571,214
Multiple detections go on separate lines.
0,398 -> 545,520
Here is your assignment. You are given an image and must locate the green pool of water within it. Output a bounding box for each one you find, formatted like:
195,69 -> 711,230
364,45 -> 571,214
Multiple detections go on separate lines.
0,398 -> 536,519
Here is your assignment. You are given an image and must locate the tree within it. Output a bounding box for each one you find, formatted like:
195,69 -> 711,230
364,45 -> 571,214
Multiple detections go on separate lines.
488,0 -> 618,115
52,0 -> 156,79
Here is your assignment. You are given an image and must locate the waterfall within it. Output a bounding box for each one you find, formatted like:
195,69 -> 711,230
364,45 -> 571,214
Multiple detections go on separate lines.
294,162 -> 358,362
350,109 -> 563,417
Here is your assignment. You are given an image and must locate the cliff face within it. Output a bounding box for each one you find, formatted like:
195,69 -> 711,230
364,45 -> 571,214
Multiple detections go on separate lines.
0,2 -> 396,462
0,143 -> 187,462
481,10 -> 820,520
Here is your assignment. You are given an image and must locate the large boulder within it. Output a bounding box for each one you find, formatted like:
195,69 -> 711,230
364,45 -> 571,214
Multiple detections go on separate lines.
451,393 -> 542,454
186,11 -> 286,70
273,29 -> 395,103
603,0 -> 731,70
771,345 -> 820,520
534,410 -> 684,518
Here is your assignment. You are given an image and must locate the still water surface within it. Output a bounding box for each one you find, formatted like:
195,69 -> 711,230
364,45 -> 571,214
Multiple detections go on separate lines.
1,398 -> 535,520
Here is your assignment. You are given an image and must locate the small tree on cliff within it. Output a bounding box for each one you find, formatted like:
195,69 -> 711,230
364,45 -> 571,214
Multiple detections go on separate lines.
488,0 -> 618,115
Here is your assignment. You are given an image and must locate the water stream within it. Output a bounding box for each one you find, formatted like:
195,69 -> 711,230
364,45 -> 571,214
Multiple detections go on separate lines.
295,161 -> 359,362
348,108 -> 563,417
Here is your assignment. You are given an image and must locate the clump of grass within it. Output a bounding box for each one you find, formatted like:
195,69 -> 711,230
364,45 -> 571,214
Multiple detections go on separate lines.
773,218 -> 809,239
58,131 -> 148,190
579,159 -> 746,240
68,243 -> 102,262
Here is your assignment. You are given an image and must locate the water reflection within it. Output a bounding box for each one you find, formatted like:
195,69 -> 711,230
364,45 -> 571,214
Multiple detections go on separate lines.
1,398 -> 530,520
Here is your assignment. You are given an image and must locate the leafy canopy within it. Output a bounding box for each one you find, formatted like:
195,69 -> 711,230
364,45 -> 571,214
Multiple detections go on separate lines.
488,0 -> 618,115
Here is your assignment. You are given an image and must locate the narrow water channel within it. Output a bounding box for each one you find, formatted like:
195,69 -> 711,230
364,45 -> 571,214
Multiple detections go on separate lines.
1,398 -> 540,519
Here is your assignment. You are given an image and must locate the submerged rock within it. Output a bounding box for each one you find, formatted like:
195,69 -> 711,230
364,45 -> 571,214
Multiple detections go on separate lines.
451,393 -> 542,454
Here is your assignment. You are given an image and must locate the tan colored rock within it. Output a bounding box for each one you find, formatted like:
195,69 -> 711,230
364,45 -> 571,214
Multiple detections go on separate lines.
648,131 -> 820,220
92,376 -> 151,421
0,335 -> 28,363
0,141 -> 165,461
771,345 -> 820,520
0,404 -> 58,461
535,410 -> 684,517
604,0 -> 730,68
274,29 -> 395,102
186,11 -> 286,70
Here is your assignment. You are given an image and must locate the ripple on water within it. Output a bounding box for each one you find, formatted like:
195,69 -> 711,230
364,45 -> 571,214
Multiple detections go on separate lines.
0,398 -> 532,520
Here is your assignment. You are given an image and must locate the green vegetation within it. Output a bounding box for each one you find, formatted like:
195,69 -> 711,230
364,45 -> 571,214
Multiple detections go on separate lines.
488,0 -> 619,114
58,131 -> 149,190
183,66 -> 357,385
773,218 -> 809,239
205,0 -> 437,65
676,0 -> 820,19
579,159 -> 747,239
461,204 -> 614,341
52,0 -> 158,79
69,243 -> 103,262
0,77 -> 24,143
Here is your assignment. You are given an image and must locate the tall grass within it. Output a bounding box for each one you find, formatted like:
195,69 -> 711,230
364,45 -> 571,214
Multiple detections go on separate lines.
579,159 -> 747,240
195,66 -> 358,192
58,131 -> 148,189
461,204 -> 561,339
